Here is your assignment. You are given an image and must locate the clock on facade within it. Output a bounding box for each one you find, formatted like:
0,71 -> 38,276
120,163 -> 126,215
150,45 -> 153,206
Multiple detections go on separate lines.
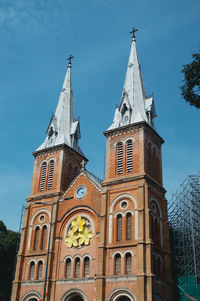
76,186 -> 86,199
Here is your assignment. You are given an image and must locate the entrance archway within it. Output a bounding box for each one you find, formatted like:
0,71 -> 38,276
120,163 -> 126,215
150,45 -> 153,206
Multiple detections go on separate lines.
108,288 -> 136,301
61,289 -> 87,301
66,295 -> 84,301
115,297 -> 131,301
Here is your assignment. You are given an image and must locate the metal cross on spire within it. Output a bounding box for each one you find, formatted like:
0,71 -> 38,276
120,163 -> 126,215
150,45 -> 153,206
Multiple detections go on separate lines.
67,54 -> 74,68
130,27 -> 138,40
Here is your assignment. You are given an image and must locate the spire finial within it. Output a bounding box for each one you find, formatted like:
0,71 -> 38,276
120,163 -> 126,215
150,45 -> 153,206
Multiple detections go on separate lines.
130,27 -> 138,40
67,54 -> 74,68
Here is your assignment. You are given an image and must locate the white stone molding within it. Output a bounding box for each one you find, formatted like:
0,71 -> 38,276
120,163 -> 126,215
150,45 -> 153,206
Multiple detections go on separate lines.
108,288 -> 136,301
109,193 -> 138,243
21,290 -> 41,301
150,198 -> 162,218
112,251 -> 123,258
61,288 -> 88,301
64,255 -> 73,262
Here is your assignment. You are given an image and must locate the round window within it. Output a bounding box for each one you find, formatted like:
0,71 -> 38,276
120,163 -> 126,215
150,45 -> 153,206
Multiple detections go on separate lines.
120,201 -> 128,209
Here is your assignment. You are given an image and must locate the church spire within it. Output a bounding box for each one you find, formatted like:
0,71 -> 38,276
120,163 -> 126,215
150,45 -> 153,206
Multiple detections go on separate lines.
36,56 -> 83,155
107,28 -> 156,130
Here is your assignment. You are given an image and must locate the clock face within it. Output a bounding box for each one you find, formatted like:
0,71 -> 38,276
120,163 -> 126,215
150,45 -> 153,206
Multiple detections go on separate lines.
76,186 -> 86,199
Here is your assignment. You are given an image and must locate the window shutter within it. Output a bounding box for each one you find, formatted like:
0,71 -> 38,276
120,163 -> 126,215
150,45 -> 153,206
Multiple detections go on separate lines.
117,215 -> 122,241
66,259 -> 71,278
67,163 -> 72,187
115,254 -> 121,275
126,140 -> 133,172
149,142 -> 152,175
34,227 -> 40,250
117,143 -> 123,174
125,253 -> 132,274
40,162 -> 47,191
38,261 -> 43,280
84,257 -> 90,277
41,225 -> 47,250
75,258 -> 80,277
47,160 -> 54,189
126,213 -> 132,240
153,147 -> 157,177
30,262 -> 35,280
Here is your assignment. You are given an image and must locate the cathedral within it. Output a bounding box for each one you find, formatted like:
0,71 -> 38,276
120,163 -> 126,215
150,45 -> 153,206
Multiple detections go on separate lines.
11,30 -> 173,301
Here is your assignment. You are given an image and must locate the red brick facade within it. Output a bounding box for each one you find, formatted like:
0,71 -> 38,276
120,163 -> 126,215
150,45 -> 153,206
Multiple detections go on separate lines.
11,120 -> 173,301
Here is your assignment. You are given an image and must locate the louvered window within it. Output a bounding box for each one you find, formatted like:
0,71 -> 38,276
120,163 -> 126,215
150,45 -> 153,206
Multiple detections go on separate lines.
34,226 -> 40,251
41,225 -> 47,250
125,253 -> 132,274
84,257 -> 90,277
126,213 -> 132,240
40,162 -> 47,191
153,147 -> 157,177
67,163 -> 72,187
38,261 -> 43,280
74,258 -> 80,277
66,259 -> 71,278
116,214 -> 122,242
116,142 -> 123,174
149,142 -> 152,175
115,254 -> 121,275
30,262 -> 35,280
47,160 -> 54,189
126,140 -> 133,172
74,166 -> 78,178
157,257 -> 161,279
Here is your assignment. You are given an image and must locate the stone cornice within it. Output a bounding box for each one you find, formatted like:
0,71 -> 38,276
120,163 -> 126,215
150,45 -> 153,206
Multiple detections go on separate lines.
104,121 -> 164,144
102,173 -> 166,194
32,143 -> 88,161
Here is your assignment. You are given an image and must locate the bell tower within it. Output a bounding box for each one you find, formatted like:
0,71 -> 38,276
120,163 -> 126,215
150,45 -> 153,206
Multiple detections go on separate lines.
11,57 -> 87,301
100,29 -> 173,301
30,56 -> 87,199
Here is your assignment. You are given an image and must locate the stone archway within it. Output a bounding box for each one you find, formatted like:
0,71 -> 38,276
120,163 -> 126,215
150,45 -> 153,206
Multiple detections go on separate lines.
115,297 -> 131,301
66,294 -> 84,301
61,289 -> 87,301
108,288 -> 136,301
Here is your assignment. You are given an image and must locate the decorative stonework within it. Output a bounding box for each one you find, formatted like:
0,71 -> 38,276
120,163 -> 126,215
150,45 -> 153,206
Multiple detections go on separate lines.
65,216 -> 93,248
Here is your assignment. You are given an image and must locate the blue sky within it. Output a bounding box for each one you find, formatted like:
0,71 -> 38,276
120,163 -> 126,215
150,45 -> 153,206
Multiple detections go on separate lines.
1,0 -> 200,231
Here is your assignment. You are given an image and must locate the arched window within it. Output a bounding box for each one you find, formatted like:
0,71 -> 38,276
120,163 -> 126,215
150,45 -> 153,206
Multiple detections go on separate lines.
126,140 -> 133,172
34,226 -> 40,251
116,142 -> 123,174
74,258 -> 80,278
116,214 -> 122,241
157,257 -> 161,279
41,225 -> 47,250
150,214 -> 154,240
74,166 -> 78,178
126,212 -> 132,240
153,254 -> 156,275
149,142 -> 152,175
155,218 -> 158,244
38,261 -> 43,280
40,162 -> 47,191
67,163 -> 72,187
29,262 -> 35,280
115,254 -> 121,275
153,147 -> 157,177
125,253 -> 132,274
84,257 -> 90,277
65,258 -> 71,278
47,160 -> 54,189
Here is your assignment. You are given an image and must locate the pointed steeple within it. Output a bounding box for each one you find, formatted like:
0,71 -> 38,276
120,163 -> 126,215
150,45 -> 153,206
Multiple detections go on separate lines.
108,28 -> 156,130
36,56 -> 83,155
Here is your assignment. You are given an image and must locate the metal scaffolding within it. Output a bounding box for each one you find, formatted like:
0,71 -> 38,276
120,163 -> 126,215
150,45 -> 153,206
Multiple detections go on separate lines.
168,172 -> 200,300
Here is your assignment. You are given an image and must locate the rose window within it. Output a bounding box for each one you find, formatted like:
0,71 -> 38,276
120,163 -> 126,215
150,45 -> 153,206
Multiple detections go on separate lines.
65,216 -> 93,248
